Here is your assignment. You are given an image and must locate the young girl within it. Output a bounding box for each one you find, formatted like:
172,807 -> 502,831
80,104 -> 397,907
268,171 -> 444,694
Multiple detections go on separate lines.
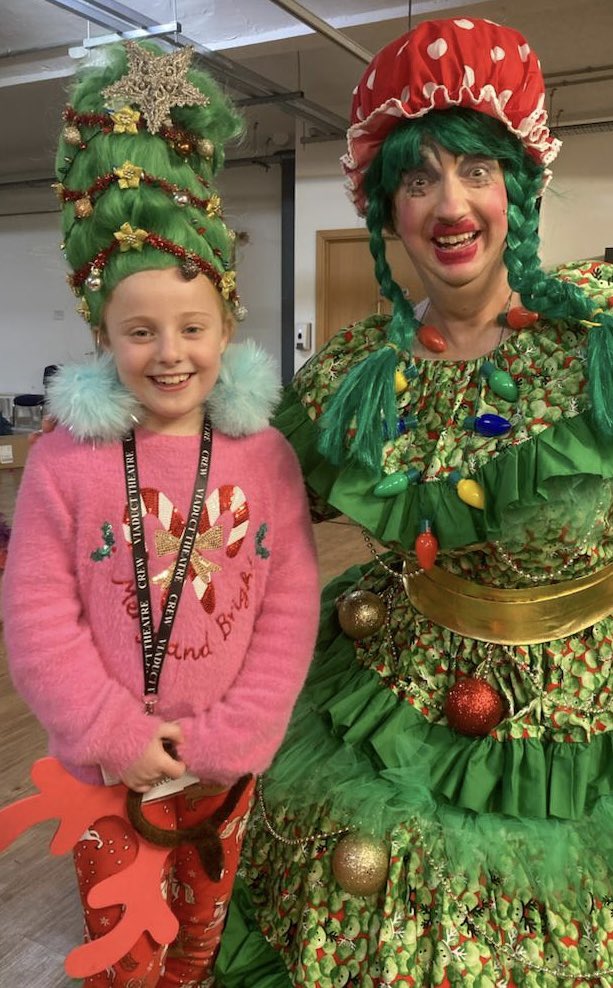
1,41 -> 319,987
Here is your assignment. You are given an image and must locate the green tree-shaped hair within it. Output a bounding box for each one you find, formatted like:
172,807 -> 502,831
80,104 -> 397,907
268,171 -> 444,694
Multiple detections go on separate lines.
55,42 -> 244,326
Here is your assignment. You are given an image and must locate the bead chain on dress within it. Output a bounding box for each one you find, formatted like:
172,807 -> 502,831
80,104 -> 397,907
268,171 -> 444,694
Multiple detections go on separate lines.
493,494 -> 608,584
360,528 -> 413,578
256,778 -> 350,848
412,816 -> 613,982
419,364 -> 476,484
361,520 -> 613,719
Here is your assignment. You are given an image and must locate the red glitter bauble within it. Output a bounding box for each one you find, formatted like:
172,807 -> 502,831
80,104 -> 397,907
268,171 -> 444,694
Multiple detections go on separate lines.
444,677 -> 505,736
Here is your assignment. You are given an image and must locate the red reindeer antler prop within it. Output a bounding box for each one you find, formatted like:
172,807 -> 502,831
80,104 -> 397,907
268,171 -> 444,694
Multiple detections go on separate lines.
0,757 -> 178,978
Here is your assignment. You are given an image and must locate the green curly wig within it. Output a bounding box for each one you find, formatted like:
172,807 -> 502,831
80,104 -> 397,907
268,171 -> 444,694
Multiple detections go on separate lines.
319,108 -> 613,471
55,41 -> 244,327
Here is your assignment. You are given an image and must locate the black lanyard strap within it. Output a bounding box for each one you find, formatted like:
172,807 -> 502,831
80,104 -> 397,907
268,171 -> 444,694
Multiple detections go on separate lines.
122,418 -> 213,711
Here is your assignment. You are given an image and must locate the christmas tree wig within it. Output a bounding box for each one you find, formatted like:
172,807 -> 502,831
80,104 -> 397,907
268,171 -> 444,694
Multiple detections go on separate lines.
55,42 -> 244,327
319,109 -> 613,470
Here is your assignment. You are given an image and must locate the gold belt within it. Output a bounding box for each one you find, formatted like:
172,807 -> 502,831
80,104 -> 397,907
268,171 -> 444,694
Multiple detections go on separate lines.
402,561 -> 613,645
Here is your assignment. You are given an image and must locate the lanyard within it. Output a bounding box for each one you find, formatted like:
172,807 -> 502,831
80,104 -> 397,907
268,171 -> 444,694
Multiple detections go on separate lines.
122,418 -> 213,713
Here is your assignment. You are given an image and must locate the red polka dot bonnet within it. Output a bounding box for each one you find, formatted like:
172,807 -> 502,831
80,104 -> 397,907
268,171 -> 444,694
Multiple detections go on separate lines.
343,17 -> 561,215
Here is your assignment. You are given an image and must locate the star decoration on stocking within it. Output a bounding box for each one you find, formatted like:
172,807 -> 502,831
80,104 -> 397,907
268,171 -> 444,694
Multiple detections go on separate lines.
102,43 -> 210,135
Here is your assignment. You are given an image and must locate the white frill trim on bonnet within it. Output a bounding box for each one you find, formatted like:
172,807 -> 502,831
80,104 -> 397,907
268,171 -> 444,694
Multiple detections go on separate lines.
342,88 -> 560,215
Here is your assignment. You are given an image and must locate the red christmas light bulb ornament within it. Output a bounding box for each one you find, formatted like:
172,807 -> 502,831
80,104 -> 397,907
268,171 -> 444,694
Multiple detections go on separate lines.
415,519 -> 438,570
417,324 -> 447,353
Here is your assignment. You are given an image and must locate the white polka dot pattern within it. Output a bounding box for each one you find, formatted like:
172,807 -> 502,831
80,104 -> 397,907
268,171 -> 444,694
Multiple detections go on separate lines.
463,65 -> 476,87
427,38 -> 448,59
342,16 -> 561,216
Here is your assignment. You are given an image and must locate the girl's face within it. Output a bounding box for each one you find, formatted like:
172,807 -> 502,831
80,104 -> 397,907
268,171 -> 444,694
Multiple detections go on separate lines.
392,141 -> 508,293
102,267 -> 231,435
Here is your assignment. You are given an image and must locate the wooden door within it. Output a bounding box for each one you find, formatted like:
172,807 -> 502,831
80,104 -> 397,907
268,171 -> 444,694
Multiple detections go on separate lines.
316,228 -> 425,347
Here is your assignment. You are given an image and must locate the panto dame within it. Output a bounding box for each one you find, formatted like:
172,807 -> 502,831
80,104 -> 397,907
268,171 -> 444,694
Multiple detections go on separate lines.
1,41 -> 319,988
218,16 -> 613,988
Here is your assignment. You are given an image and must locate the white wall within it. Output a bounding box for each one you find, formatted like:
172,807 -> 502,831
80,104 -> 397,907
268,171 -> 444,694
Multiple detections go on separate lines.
539,131 -> 613,268
294,138 -> 365,372
218,165 -> 282,365
0,166 -> 282,393
0,210 -> 89,394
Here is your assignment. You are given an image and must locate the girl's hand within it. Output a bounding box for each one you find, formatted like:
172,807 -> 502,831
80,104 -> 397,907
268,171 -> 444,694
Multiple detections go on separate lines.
120,721 -> 186,793
28,416 -> 57,445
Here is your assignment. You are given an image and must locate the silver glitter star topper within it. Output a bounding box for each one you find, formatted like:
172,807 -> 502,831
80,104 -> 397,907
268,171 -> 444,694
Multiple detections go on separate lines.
102,43 -> 210,134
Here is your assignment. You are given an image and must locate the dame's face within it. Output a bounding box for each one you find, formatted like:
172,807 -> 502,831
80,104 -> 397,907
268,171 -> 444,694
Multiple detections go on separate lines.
102,267 -> 231,435
392,141 -> 509,292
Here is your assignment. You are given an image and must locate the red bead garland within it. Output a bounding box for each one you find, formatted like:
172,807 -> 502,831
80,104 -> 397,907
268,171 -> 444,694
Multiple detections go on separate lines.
71,235 -> 237,304
57,171 -> 211,212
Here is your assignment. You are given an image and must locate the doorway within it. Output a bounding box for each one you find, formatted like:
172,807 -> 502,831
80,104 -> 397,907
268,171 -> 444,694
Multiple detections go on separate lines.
316,229 -> 425,347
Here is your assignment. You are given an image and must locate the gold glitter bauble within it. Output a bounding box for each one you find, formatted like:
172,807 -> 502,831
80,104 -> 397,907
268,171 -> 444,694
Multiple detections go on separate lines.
332,834 -> 389,896
74,197 -> 93,219
63,124 -> 82,146
337,590 -> 386,640
197,137 -> 215,159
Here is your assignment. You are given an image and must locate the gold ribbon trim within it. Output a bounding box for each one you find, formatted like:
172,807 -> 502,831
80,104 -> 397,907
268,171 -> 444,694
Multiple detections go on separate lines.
403,561 -> 613,645
152,525 -> 223,590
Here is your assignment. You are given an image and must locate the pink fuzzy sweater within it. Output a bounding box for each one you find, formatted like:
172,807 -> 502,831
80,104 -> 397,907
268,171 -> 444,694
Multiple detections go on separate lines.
2,425 -> 319,786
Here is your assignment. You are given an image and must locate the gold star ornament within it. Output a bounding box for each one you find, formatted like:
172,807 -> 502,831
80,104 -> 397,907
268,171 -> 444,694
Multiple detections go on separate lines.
114,161 -> 144,189
102,43 -> 210,135
220,271 -> 236,300
113,222 -> 149,252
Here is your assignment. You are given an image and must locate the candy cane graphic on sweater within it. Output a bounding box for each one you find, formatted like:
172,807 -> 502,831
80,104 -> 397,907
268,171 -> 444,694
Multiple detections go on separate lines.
123,486 -> 249,614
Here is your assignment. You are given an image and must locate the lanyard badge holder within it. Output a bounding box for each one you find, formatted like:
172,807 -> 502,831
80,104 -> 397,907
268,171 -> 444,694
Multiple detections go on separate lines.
102,417 -> 213,801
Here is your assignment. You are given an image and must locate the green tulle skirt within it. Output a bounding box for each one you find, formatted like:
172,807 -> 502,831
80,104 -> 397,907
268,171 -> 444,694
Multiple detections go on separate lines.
215,562 -> 613,987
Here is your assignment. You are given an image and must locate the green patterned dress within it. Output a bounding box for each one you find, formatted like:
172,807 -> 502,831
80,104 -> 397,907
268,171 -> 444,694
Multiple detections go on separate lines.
218,261 -> 613,988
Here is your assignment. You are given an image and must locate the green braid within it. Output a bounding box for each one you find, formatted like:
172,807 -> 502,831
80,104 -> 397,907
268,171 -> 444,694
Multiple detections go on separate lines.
503,160 -> 613,434
319,108 -> 613,469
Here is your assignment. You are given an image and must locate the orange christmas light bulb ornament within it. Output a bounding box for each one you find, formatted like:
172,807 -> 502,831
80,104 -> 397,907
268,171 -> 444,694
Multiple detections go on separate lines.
503,306 -> 539,330
417,324 -> 447,353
